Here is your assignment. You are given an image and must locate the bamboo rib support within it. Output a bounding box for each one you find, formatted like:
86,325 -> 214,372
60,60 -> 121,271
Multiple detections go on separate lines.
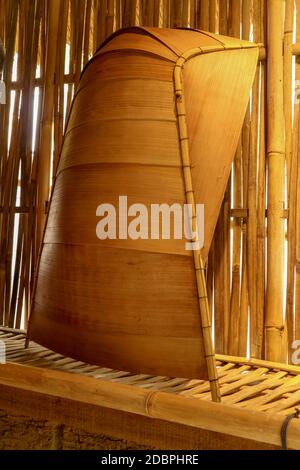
174,50 -> 221,403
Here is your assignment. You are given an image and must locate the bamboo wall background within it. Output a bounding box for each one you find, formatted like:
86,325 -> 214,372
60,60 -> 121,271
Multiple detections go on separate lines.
0,0 -> 299,365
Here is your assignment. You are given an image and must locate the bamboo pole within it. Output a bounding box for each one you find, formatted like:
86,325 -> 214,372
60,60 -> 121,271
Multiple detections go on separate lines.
214,214 -> 226,354
181,0 -> 189,28
1,361 -> 300,449
206,248 -> 214,322
142,0 -> 155,26
248,0 -> 260,358
0,0 -> 18,322
285,0 -> 296,362
209,0 -> 219,33
84,0 -> 92,63
161,0 -> 170,28
284,0 -> 294,191
123,0 -> 136,27
219,0 -> 228,35
106,0 -> 115,35
36,0 -> 61,252
255,0 -> 267,360
1,0 -> 299,365
53,0 -> 68,175
173,0 -> 183,28
199,0 -> 209,30
296,0 -> 300,347
9,0 -> 39,329
213,0 -> 230,355
174,52 -> 221,403
73,0 -> 85,88
265,0 -> 285,362
239,0 -> 251,357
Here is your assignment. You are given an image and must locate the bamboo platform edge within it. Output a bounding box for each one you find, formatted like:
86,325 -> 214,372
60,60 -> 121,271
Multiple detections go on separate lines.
0,361 -> 299,449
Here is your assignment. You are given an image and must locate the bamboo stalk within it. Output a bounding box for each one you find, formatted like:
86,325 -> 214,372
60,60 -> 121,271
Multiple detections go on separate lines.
206,246 -> 214,321
199,0 -> 209,30
153,0 -> 160,26
209,0 -> 219,33
248,0 -> 261,358
106,0 -> 115,35
173,0 -> 183,28
73,0 -> 85,89
214,213 -> 226,354
123,0 -> 136,27
174,53 -> 221,402
142,0 -> 155,26
189,0 -> 196,28
296,0 -> 300,346
219,0 -> 228,35
181,0 -> 189,28
162,0 -> 170,28
53,0 -> 68,175
84,0 -> 92,63
255,0 -> 267,361
1,361 -> 300,448
265,0 -> 285,362
1,0 -> 299,369
285,0 -> 296,362
238,0 -> 251,357
10,0 -> 40,329
213,2 -> 230,356
0,0 -> 18,322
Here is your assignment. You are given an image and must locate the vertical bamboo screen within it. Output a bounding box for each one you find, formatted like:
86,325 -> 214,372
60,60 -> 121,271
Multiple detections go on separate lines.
0,0 -> 299,365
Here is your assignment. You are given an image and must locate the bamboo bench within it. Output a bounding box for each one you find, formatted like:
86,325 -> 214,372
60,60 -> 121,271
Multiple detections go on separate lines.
0,327 -> 300,450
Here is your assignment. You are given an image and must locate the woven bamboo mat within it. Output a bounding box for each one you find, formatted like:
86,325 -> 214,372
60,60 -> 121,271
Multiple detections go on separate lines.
1,327 -> 300,415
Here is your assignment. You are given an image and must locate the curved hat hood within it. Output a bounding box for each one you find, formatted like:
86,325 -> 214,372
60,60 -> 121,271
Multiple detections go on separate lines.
28,27 -> 258,379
